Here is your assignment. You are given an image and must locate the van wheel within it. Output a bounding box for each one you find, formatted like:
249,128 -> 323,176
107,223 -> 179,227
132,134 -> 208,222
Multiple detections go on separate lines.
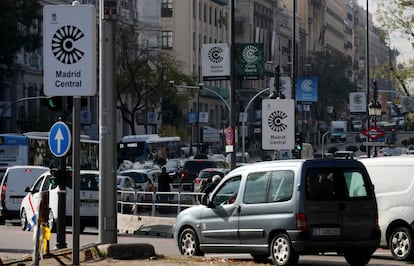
389,226 -> 414,261
270,233 -> 298,266
344,248 -> 375,265
178,228 -> 204,256
0,216 -> 5,225
48,209 -> 56,233
20,208 -> 28,231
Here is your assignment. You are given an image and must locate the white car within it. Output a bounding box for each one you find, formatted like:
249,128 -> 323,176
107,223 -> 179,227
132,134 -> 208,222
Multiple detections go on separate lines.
117,175 -> 136,213
20,170 -> 99,232
118,168 -> 161,197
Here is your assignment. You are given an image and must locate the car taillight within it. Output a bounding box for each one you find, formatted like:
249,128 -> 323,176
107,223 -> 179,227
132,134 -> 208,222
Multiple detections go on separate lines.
1,184 -> 6,201
195,178 -> 201,184
296,213 -> 308,231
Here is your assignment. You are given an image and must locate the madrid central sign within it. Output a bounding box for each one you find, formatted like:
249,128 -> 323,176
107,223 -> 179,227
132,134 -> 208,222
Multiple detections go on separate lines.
262,99 -> 295,150
43,5 -> 96,96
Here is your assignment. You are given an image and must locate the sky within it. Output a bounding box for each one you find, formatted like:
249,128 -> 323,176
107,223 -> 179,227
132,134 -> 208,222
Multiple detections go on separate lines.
357,0 -> 413,65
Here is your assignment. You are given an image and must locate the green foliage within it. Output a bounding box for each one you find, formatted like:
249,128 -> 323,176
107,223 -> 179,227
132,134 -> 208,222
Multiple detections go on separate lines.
375,0 -> 414,89
0,0 -> 41,84
115,23 -> 195,135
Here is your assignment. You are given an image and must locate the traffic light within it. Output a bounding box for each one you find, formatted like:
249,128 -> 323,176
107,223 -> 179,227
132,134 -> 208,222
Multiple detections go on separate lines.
42,97 -> 62,111
294,132 -> 303,159
66,97 -> 88,110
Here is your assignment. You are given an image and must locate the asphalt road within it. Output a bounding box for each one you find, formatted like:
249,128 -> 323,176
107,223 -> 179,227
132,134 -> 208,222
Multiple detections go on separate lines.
0,222 -> 407,266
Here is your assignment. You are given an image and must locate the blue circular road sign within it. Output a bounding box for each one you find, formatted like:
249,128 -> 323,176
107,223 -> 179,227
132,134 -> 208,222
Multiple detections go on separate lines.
49,121 -> 71,157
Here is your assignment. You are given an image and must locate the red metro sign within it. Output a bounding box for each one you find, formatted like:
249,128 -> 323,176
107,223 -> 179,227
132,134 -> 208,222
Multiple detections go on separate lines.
362,126 -> 385,141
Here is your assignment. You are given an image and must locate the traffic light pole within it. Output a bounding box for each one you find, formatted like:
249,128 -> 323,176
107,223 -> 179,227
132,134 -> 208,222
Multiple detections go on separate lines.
56,156 -> 67,249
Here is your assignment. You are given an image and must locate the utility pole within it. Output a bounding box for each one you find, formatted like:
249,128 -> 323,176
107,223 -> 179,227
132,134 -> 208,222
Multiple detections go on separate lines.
229,0 -> 236,169
99,1 -> 117,244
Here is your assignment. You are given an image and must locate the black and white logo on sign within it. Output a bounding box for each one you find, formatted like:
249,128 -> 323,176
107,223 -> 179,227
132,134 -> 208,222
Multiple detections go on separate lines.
52,25 -> 85,64
208,46 -> 224,63
267,110 -> 288,132
353,94 -> 362,104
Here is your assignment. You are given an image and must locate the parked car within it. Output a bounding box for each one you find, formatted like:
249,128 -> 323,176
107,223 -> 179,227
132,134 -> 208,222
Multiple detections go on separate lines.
119,168 -> 161,202
0,166 -> 49,225
117,175 -> 136,213
163,159 -> 183,181
174,159 -> 380,266
180,159 -> 228,182
20,170 -> 99,232
193,168 -> 230,193
360,156 -> 414,261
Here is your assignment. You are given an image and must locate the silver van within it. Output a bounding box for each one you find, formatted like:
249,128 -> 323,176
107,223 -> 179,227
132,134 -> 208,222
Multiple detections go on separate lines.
174,159 -> 380,266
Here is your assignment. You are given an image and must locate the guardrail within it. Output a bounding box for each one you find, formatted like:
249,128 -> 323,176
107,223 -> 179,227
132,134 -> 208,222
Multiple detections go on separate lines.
117,182 -> 204,216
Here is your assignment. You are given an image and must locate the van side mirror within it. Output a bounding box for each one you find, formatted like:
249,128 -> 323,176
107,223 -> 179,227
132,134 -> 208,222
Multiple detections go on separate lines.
24,187 -> 31,193
201,194 -> 216,208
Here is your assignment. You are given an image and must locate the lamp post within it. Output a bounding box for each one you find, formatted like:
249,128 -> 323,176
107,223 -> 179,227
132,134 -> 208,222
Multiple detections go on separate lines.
368,79 -> 382,157
170,81 -> 230,154
365,0 -> 371,157
241,88 -> 271,163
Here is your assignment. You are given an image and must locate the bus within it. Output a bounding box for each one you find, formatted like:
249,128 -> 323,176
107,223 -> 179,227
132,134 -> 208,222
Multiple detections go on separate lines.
117,134 -> 181,166
0,132 -> 99,171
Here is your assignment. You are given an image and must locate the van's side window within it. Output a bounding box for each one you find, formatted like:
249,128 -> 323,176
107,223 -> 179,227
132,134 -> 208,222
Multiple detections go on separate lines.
269,171 -> 294,202
243,170 -> 294,204
343,171 -> 368,198
243,172 -> 270,204
213,176 -> 241,206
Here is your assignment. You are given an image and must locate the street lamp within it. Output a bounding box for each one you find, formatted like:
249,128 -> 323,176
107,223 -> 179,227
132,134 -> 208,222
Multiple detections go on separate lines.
368,79 -> 381,157
170,81 -> 230,154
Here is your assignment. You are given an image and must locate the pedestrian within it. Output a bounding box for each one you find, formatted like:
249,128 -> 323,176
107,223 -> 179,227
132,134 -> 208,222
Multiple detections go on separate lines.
202,175 -> 221,196
158,167 -> 173,202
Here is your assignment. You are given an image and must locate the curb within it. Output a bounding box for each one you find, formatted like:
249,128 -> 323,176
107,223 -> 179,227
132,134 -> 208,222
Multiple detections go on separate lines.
117,214 -> 175,238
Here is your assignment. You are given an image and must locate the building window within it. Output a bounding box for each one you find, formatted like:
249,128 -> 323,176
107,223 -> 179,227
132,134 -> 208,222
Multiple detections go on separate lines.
161,0 -> 173,17
209,6 -> 212,24
161,31 -> 173,49
204,4 -> 207,23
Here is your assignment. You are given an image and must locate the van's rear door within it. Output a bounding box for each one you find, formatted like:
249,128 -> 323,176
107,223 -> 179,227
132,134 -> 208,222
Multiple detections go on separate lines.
303,160 -> 377,241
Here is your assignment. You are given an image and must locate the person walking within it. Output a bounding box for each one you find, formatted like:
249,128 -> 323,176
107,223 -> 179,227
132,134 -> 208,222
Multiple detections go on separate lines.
202,175 -> 221,196
158,167 -> 173,201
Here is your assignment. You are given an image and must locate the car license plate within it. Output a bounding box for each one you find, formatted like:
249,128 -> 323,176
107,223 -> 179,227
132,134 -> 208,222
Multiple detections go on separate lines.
12,198 -> 22,204
312,227 -> 340,236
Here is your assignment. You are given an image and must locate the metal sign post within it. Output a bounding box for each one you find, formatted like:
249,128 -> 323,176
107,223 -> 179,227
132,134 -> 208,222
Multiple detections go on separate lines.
49,121 -> 71,249
43,3 -> 96,264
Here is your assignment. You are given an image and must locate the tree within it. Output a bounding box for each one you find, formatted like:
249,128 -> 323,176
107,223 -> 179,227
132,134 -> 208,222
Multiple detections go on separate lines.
307,50 -> 358,122
376,0 -> 414,93
0,0 -> 41,85
115,24 -> 194,135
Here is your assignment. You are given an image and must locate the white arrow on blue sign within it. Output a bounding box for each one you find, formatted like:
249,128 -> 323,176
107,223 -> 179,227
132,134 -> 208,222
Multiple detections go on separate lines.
49,121 -> 71,157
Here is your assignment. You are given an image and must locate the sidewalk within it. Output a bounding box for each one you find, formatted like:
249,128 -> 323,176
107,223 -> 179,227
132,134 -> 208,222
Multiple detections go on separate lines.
2,213 -> 176,265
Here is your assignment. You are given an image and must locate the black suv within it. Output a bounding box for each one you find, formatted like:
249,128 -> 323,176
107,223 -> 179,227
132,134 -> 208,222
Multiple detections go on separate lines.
179,159 -> 228,185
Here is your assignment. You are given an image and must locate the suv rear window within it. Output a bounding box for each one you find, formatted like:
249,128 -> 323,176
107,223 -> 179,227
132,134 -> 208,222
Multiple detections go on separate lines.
306,168 -> 370,201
